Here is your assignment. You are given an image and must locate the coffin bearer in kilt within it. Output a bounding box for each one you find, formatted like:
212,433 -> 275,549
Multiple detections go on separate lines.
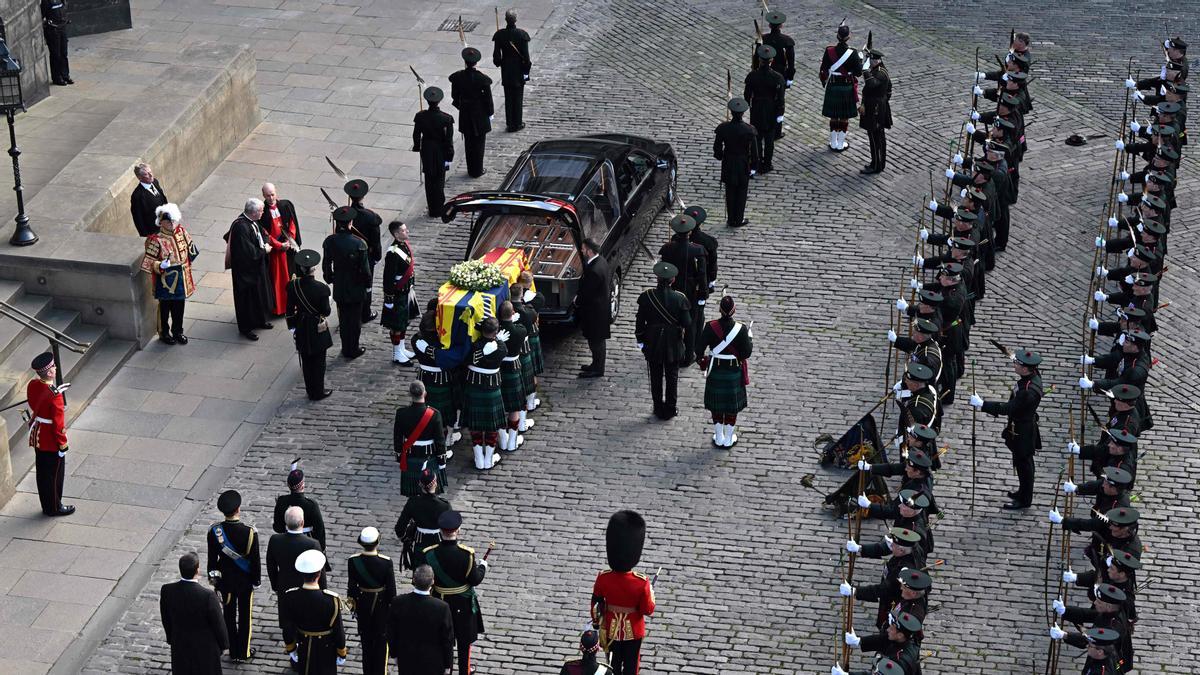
761,11 -> 795,139
450,47 -> 495,178
140,204 -> 198,345
279,550 -> 349,673
969,348 -> 1043,510
412,86 -> 455,218
395,381 -> 449,496
712,98 -> 759,228
591,511 -> 655,675
423,510 -> 489,675
273,462 -> 328,552
635,262 -> 691,421
744,44 -> 786,174
287,250 -> 334,401
510,277 -> 542,427
345,179 -> 382,325
819,21 -> 863,151
160,553 -> 228,675
699,296 -> 753,448
413,310 -> 462,448
395,466 -> 452,570
346,527 -> 396,675
27,352 -> 73,516
323,206 -> 371,359
858,47 -> 892,174
492,8 -> 532,132
382,221 -> 420,366
496,301 -> 530,453
207,490 -> 261,663
658,214 -> 709,363
517,270 -> 545,404
464,316 -> 506,470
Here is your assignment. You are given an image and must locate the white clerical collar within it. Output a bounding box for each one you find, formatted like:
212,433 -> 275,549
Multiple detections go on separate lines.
412,587 -> 431,596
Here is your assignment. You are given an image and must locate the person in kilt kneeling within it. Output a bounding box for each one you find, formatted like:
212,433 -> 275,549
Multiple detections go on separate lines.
413,310 -> 462,448
496,301 -> 529,453
818,21 -> 863,152
464,317 -> 506,470
699,296 -> 753,447
394,381 -> 449,497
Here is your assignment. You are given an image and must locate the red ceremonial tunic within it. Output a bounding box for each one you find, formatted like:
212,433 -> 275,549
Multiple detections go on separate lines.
265,207 -> 296,316
591,570 -> 655,642
27,378 -> 67,451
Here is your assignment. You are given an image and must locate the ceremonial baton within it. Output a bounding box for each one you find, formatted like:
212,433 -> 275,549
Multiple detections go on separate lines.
725,68 -> 732,121
484,540 -> 496,560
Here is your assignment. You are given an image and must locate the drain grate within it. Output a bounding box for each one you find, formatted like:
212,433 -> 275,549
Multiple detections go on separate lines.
438,17 -> 479,33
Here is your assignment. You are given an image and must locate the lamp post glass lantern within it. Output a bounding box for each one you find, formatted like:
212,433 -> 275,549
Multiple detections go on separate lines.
0,38 -> 34,247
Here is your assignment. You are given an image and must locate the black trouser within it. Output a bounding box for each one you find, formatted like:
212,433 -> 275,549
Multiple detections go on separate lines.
609,639 -> 642,675
222,588 -> 253,660
724,174 -> 749,227
361,271 -> 376,323
299,350 -> 327,398
647,360 -> 679,410
424,167 -> 446,217
1010,448 -> 1035,505
1010,163 -> 1021,202
357,606 -> 388,675
993,213 -> 1010,252
35,450 -> 65,514
457,640 -> 472,675
158,299 -> 185,338
754,128 -> 775,170
336,301 -> 363,356
43,26 -> 69,82
683,299 -> 703,362
867,128 -> 887,169
463,132 -> 487,177
503,84 -> 524,129
586,335 -> 607,374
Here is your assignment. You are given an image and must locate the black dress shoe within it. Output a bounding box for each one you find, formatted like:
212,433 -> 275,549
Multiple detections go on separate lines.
860,164 -> 880,174
578,370 -> 603,379
580,363 -> 595,372
309,389 -> 334,401
173,334 -> 188,345
1002,501 -> 1031,511
1007,490 -> 1019,499
160,335 -> 176,345
260,322 -> 274,329
242,331 -> 259,341
664,407 -> 678,419
730,219 -> 749,228
49,505 -> 75,517
63,77 -> 74,85
344,348 -> 366,359
52,79 -> 67,86
362,312 -> 378,324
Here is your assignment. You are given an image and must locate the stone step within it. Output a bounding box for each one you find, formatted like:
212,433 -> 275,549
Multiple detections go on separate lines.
0,306 -> 85,407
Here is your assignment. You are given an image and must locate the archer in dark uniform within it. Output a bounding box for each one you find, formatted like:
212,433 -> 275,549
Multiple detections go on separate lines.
744,44 -> 786,174
41,0 -> 71,85
395,380 -> 448,497
345,179 -> 382,324
858,48 -> 892,174
682,206 -> 718,294
699,296 -> 753,448
493,9 -> 532,131
970,348 -> 1043,510
658,214 -> 709,364
450,47 -> 495,178
412,87 -> 455,217
713,97 -> 759,228
280,550 -> 348,674
819,22 -> 863,151
273,464 -> 328,551
761,11 -> 795,139
161,553 -> 228,675
395,467 -> 452,570
424,511 -> 489,675
347,527 -> 396,675
207,490 -> 260,663
840,606 -> 922,675
322,206 -> 371,359
287,250 -> 334,401
635,262 -> 691,420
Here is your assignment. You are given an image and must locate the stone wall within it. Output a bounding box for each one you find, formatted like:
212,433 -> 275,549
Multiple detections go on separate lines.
0,0 -> 51,107
67,0 -> 131,36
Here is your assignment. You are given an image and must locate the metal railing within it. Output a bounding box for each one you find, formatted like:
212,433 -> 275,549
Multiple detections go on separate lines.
0,298 -> 91,410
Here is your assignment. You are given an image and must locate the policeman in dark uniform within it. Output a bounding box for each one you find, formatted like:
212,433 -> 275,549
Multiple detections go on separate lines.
322,206 -> 371,359
344,180 -> 381,324
280,550 -> 348,674
286,249 -> 334,400
273,463 -> 328,552
412,87 -> 455,217
206,489 -> 260,663
635,261 -> 691,420
682,206 -> 718,295
492,8 -> 532,131
744,44 -> 786,173
346,527 -> 396,675
449,47 -> 495,178
41,0 -> 71,85
970,348 -> 1043,510
713,97 -> 759,228
658,214 -> 708,364
394,466 -> 452,569
423,511 -> 488,675
761,11 -> 795,138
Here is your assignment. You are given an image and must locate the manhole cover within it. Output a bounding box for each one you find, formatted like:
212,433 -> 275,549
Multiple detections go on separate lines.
438,17 -> 479,33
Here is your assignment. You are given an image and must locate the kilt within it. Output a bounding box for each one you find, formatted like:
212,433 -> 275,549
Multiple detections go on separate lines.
464,384 -> 505,431
380,301 -> 409,331
529,334 -> 545,374
822,82 -> 858,119
424,380 -> 457,422
704,362 -> 747,414
500,363 -> 525,413
399,455 -> 448,497
518,352 -> 536,394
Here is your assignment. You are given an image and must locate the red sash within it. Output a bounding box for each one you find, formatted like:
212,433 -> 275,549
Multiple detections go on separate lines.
398,407 -> 436,471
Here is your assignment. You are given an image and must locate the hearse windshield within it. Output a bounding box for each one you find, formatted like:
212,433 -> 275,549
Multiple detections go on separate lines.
507,153 -> 594,197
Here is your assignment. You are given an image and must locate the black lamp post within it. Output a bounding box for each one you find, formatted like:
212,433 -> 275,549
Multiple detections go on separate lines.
0,38 -> 34,246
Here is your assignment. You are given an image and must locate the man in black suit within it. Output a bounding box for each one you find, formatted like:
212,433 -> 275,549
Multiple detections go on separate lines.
206,490 -> 260,663
449,47 -> 495,178
576,238 -> 611,378
267,506 -> 323,593
130,163 -> 168,237
387,564 -> 454,675
227,198 -> 274,340
160,552 -> 228,675
286,250 -> 334,400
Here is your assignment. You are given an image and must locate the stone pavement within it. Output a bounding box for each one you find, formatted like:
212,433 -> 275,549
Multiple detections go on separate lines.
22,0 -> 1200,673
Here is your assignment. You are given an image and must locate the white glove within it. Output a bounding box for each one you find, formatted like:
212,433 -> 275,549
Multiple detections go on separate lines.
523,74 -> 530,81
337,657 -> 347,666
840,581 -> 855,597
1095,266 -> 1107,279
919,227 -> 930,241
1115,140 -> 1125,151
892,381 -> 903,394
857,494 -> 871,509
969,393 -> 984,408
290,650 -> 299,663
1094,236 -> 1105,249
497,329 -> 511,342
845,540 -> 862,554
1078,376 -> 1093,390
887,329 -> 897,343
749,169 -> 756,176
444,161 -> 451,169
966,122 -> 976,134
1117,192 -> 1128,203
832,665 -> 849,675
1067,441 -> 1081,455
263,243 -> 272,253
908,278 -> 921,291
159,259 -> 171,269
786,79 -> 793,88
1063,569 -> 1078,583
479,558 -> 489,569
1135,90 -> 1145,102
415,338 -> 430,352
1124,78 -> 1136,89
857,459 -> 871,472
489,115 -> 494,122
289,328 -> 296,336
1118,171 -> 1130,182
637,342 -> 644,350
383,302 -> 395,309
1116,333 -> 1127,346
944,168 -> 956,179
972,85 -> 984,96
912,255 -> 924,267
1088,316 -> 1099,331
970,110 -> 981,121
976,71 -> 988,82
960,188 -> 967,199
883,535 -> 894,548
1053,598 -> 1066,615
1049,625 -> 1067,640
697,299 -> 705,306
1063,480 -> 1077,494
953,152 -> 964,165
844,630 -> 861,647
1080,354 -> 1095,365
776,115 -> 784,123
482,341 -> 498,355
1130,121 -> 1141,133
57,450 -> 66,458
927,200 -> 938,211
1048,509 -> 1063,525
1108,216 -> 1119,228
1093,290 -> 1107,303
1160,65 -> 1167,79
895,297 -> 908,312
896,389 -> 912,400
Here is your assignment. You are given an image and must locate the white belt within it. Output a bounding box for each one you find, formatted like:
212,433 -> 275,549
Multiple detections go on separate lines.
33,416 -> 52,424
411,439 -> 434,447
502,356 -> 520,362
711,354 -> 737,360
419,364 -> 442,373
468,365 -> 499,375
416,527 -> 441,535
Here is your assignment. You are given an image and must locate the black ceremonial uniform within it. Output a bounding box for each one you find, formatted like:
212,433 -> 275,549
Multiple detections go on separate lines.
762,28 -> 796,87
980,370 -> 1042,507
859,64 -> 892,172
635,284 -> 691,417
273,492 -> 327,550
395,492 -> 452,570
207,516 -> 261,661
287,275 -> 334,399
449,66 -> 495,177
743,63 -> 786,172
492,23 -> 532,130
424,540 -> 487,675
322,228 -> 372,357
351,205 -> 383,324
413,106 -> 455,217
347,551 -> 397,675
714,112 -> 759,227
280,586 -> 348,675
897,385 -> 939,438
658,238 -> 709,362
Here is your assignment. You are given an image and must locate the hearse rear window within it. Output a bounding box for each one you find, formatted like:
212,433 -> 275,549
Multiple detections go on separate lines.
507,153 -> 593,196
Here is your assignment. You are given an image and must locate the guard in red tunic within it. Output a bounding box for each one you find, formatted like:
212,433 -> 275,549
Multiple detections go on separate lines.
591,511 -> 655,675
26,352 -> 74,516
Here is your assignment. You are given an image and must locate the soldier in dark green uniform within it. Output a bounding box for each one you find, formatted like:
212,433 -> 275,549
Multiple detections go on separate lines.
449,47 -> 495,178
394,380 -> 448,496
280,550 -> 348,674
761,11 -> 795,139
394,466 -> 452,570
322,206 -> 371,359
496,301 -> 529,453
713,98 -> 759,228
635,261 -> 691,420
273,463 -> 327,552
858,48 -> 892,174
510,282 -> 539,432
423,511 -> 489,675
840,585 -> 923,674
412,86 -> 455,217
744,44 -> 786,173
345,179 -> 382,325
412,310 -> 462,449
699,296 -> 753,448
682,206 -> 718,296
658,214 -> 709,364
893,362 -> 939,437
286,249 -> 334,400
819,21 -> 863,151
969,348 -> 1043,510
381,221 -> 419,365
346,527 -> 396,675
492,9 -> 532,131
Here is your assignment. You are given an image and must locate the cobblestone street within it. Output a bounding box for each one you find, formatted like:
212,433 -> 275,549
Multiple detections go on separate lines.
82,0 -> 1200,673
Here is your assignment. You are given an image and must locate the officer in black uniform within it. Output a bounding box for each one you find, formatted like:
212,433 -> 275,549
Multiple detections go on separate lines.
858,48 -> 892,174
449,47 -> 495,178
744,44 -> 786,174
206,490 -> 260,663
761,11 -> 795,139
713,97 -> 759,228
344,180 -> 381,324
635,261 -> 691,420
423,511 -> 489,675
346,527 -> 396,675
682,206 -> 718,296
286,249 -> 334,400
492,8 -> 532,131
970,348 -> 1043,510
322,206 -> 371,359
658,214 -> 709,364
273,464 -> 328,552
394,467 -> 453,569
280,550 -> 348,673
412,86 -> 455,218
41,0 -> 71,85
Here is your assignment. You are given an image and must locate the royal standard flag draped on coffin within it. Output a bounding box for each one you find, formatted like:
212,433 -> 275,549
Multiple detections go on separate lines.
436,247 -> 534,350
